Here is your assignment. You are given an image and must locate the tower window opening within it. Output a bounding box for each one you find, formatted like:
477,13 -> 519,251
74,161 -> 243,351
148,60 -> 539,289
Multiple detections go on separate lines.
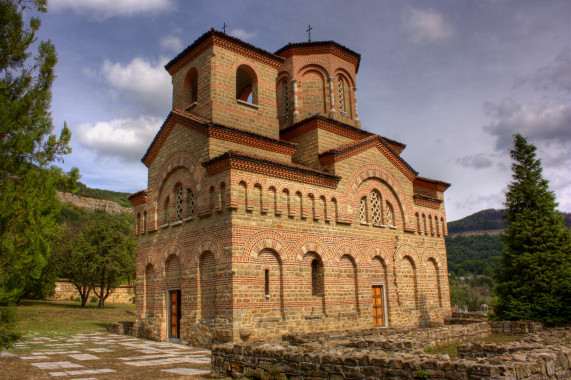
264,269 -> 270,298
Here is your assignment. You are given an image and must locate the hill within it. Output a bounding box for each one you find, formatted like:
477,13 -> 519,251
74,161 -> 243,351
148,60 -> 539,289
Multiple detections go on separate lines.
447,208 -> 571,235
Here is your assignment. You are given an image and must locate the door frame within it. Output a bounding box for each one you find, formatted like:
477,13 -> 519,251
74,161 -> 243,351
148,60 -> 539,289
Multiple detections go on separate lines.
372,283 -> 388,327
167,289 -> 181,339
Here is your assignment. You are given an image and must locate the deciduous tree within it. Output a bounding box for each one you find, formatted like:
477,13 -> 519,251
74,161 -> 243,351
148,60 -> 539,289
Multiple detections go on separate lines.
494,134 -> 571,323
82,213 -> 136,308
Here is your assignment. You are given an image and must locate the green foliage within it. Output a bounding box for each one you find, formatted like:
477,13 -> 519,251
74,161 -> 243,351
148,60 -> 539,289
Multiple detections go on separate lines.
52,212 -> 136,308
449,274 -> 493,312
446,234 -> 503,277
0,0 -> 78,305
0,306 -> 21,350
494,134 -> 571,324
447,209 -> 505,234
84,212 -> 136,308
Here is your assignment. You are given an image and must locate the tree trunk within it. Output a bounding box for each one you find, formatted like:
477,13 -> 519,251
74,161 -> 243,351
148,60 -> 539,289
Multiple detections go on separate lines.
74,284 -> 91,307
98,267 -> 106,308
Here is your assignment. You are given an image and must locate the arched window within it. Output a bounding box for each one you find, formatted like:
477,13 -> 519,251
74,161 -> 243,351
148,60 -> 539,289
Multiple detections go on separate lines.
184,68 -> 198,107
360,196 -> 368,223
337,76 -> 345,113
264,269 -> 270,297
386,201 -> 395,226
236,65 -> 257,104
163,196 -> 170,225
136,213 -> 141,235
176,185 -> 184,222
281,79 -> 289,116
370,190 -> 382,225
311,259 -> 324,296
143,211 -> 147,232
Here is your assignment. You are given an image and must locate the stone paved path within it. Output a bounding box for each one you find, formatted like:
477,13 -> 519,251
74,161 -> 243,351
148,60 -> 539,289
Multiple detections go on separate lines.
0,333 -> 212,379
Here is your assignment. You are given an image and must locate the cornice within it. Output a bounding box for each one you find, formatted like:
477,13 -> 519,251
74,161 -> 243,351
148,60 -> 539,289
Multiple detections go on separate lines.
203,151 -> 340,188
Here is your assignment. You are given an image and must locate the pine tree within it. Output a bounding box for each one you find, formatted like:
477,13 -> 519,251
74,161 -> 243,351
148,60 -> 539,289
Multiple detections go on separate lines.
0,0 -> 78,304
494,134 -> 571,323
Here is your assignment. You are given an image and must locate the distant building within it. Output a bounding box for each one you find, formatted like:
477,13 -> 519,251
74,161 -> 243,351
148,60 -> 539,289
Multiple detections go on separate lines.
129,30 -> 451,346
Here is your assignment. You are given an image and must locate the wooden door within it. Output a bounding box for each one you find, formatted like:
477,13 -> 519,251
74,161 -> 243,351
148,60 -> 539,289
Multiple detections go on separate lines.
372,285 -> 385,326
169,290 -> 181,338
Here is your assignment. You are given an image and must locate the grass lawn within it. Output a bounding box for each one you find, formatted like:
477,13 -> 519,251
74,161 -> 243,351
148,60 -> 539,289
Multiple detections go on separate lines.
4,299 -> 136,335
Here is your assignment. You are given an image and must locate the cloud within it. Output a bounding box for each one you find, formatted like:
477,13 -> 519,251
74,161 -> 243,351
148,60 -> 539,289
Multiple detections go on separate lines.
528,48 -> 571,93
99,57 -> 171,114
456,154 -> 493,169
401,7 -> 454,44
76,116 -> 162,162
49,0 -> 174,21
160,35 -> 183,53
229,28 -> 256,40
484,98 -> 571,151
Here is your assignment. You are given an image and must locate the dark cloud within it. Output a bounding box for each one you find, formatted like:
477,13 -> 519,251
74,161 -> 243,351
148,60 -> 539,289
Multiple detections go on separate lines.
516,48 -> 571,93
484,98 -> 571,151
456,154 -> 493,169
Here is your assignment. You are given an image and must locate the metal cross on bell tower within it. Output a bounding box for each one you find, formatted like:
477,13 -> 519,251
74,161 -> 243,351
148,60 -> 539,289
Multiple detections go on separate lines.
222,22 -> 227,33
306,25 -> 312,42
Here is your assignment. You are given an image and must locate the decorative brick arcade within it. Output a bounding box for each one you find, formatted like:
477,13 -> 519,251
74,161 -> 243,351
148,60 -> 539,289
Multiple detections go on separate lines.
129,29 -> 452,347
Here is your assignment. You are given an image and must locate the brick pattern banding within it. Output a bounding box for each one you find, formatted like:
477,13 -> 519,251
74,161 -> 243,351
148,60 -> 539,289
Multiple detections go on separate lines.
130,29 -> 452,347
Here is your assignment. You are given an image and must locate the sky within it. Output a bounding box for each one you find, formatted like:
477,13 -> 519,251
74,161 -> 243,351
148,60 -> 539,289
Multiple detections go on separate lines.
34,0 -> 570,221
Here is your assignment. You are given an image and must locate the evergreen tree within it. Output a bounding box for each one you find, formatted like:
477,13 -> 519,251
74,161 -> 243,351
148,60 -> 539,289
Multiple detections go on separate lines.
494,134 -> 571,323
0,0 -> 78,304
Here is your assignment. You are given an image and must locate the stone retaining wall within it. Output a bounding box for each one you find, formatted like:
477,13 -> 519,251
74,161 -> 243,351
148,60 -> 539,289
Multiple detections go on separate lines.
107,322 -> 135,336
49,280 -> 135,304
212,324 -> 571,379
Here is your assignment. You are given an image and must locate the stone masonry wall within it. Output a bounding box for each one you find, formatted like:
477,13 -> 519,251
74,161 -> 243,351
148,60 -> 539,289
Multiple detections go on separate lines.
212,324 -> 571,380
50,280 -> 135,304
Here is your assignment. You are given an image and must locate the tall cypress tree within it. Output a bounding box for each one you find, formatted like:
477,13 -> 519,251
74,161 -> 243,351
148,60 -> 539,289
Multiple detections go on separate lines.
0,0 -> 78,304
494,134 -> 571,323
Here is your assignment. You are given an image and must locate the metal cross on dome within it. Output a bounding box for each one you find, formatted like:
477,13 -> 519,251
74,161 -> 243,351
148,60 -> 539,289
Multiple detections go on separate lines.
306,25 -> 312,42
223,22 -> 227,33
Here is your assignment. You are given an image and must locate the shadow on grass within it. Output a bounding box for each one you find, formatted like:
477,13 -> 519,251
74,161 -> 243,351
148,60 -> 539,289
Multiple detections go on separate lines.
18,300 -> 133,310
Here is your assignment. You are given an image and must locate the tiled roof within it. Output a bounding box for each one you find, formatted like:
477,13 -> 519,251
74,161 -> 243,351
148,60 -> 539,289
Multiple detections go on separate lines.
203,150 -> 340,181
141,109 -> 297,166
319,135 -> 418,176
275,41 -> 361,70
165,29 -> 284,71
415,176 -> 451,189
280,115 -> 372,139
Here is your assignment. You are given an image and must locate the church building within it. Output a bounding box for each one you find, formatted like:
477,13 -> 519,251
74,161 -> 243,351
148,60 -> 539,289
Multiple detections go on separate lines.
129,29 -> 451,346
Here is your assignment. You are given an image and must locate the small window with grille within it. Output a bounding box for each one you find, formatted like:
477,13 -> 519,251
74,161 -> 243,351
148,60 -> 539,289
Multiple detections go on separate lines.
187,189 -> 194,219
176,185 -> 184,222
386,202 -> 395,227
370,190 -> 382,225
282,80 -> 289,116
337,76 -> 345,113
360,196 -> 368,223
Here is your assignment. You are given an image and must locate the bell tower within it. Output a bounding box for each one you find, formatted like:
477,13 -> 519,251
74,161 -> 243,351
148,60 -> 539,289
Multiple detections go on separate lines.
274,41 -> 362,130
165,29 -> 285,140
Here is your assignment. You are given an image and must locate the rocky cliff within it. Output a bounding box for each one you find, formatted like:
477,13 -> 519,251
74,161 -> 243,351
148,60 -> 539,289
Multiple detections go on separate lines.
57,191 -> 131,215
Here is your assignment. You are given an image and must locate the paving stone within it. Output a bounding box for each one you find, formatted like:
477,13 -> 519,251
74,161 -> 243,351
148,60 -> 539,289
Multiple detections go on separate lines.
68,354 -> 100,360
31,361 -> 84,370
20,356 -> 49,360
162,367 -> 211,375
85,348 -> 113,353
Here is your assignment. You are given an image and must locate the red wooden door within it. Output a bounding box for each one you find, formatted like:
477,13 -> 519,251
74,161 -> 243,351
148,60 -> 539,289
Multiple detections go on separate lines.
169,290 -> 181,338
